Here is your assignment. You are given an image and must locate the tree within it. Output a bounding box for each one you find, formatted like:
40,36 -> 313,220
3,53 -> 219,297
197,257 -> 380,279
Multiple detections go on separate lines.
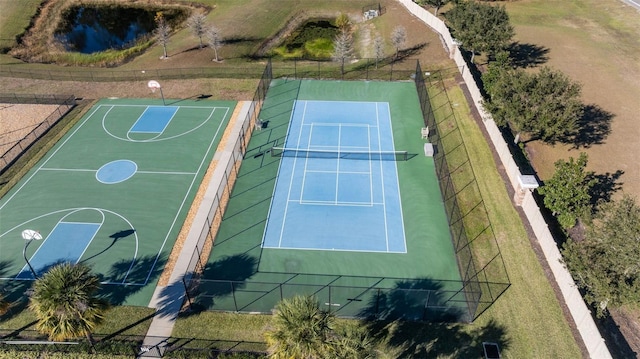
483,66 -> 584,143
332,30 -> 354,76
264,295 -> 374,359
187,13 -> 208,49
390,26 -> 406,59
419,0 -> 451,16
562,195 -> 640,316
444,1 -> 513,62
373,34 -> 385,69
0,294 -> 9,316
265,295 -> 334,358
204,25 -> 222,62
154,12 -> 171,59
335,13 -> 351,32
538,152 -> 596,229
28,263 -> 109,348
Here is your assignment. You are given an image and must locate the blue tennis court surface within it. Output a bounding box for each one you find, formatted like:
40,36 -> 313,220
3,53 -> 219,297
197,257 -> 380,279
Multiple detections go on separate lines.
129,106 -> 178,133
16,222 -> 100,279
262,100 -> 406,253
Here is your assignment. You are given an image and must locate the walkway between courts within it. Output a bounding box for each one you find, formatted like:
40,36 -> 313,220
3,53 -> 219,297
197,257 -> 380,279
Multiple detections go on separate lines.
137,101 -> 252,358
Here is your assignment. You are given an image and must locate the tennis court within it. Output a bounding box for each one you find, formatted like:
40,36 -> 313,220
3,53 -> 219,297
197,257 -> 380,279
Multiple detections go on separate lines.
263,100 -> 406,253
203,80 -> 466,320
0,98 -> 235,306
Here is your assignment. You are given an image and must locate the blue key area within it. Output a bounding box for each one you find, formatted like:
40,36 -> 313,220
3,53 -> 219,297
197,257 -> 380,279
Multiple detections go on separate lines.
17,222 -> 100,279
129,106 -> 178,133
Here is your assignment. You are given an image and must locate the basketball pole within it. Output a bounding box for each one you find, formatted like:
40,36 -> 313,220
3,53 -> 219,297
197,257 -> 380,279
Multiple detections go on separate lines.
23,236 -> 38,279
159,87 -> 166,106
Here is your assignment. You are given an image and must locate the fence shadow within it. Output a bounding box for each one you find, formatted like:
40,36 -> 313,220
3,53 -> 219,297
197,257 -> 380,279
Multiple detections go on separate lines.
359,278 -> 510,358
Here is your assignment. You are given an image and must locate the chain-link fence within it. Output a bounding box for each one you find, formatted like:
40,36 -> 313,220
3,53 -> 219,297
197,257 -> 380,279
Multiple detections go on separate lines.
0,93 -> 75,173
178,60 -> 507,323
414,61 -> 510,319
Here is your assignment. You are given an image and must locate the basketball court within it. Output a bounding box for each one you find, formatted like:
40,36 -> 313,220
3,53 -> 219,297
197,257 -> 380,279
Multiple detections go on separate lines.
0,98 -> 235,306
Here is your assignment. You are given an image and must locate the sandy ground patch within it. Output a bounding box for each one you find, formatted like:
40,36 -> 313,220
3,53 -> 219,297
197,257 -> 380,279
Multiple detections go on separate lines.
0,103 -> 60,155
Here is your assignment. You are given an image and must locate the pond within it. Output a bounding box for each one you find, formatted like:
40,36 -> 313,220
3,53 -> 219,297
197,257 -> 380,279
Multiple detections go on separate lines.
274,18 -> 339,59
56,6 -> 157,54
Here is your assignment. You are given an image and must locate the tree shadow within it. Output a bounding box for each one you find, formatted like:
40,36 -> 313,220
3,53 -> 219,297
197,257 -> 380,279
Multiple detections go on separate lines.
157,253 -> 258,318
393,43 -> 428,63
358,278 -> 510,358
82,229 -> 136,263
100,255 -> 167,306
0,261 -> 32,322
570,104 -> 614,148
588,170 -> 625,207
507,42 -> 549,68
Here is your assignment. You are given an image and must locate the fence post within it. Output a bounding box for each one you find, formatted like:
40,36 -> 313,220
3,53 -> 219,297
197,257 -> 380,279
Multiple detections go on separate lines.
182,277 -> 193,311
232,282 -> 239,311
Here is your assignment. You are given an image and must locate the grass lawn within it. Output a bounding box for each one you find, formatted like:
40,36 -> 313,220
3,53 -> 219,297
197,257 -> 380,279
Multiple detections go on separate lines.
505,0 -> 640,197
0,0 -> 42,50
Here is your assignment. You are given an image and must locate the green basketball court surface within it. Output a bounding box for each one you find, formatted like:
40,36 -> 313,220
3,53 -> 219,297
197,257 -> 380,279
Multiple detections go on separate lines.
0,98 -> 235,306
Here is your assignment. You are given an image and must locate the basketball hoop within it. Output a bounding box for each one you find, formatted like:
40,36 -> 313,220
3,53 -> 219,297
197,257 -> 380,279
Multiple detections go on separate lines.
22,229 -> 43,279
148,80 -> 161,94
147,80 -> 166,106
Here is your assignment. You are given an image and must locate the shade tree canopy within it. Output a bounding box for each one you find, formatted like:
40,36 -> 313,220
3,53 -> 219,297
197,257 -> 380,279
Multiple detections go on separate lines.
562,195 -> 640,317
538,152 -> 596,229
444,1 -> 514,62
483,65 -> 584,144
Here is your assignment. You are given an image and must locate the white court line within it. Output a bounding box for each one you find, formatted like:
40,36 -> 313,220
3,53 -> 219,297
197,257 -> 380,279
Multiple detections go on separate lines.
301,122 -> 376,128
40,167 -> 196,175
376,103 -> 390,252
296,199 -> 379,207
136,170 -> 197,175
278,101 -> 308,248
103,104 -> 222,109
335,124 -> 341,205
263,244 -> 400,253
367,123 -> 374,205
306,169 -> 370,175
40,168 -> 96,172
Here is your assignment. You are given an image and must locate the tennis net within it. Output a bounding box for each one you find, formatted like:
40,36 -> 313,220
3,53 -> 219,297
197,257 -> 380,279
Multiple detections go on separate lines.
271,147 -> 409,161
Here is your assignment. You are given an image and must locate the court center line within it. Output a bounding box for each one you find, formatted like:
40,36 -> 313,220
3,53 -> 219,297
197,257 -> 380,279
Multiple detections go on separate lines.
39,168 -> 196,175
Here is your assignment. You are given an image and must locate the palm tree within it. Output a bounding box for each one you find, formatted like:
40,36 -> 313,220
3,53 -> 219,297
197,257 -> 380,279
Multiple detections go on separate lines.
265,295 -> 335,358
0,293 -> 10,316
28,263 -> 108,348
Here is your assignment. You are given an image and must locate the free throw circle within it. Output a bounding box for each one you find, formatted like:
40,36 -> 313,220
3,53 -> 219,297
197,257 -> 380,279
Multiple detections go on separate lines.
96,160 -> 137,184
